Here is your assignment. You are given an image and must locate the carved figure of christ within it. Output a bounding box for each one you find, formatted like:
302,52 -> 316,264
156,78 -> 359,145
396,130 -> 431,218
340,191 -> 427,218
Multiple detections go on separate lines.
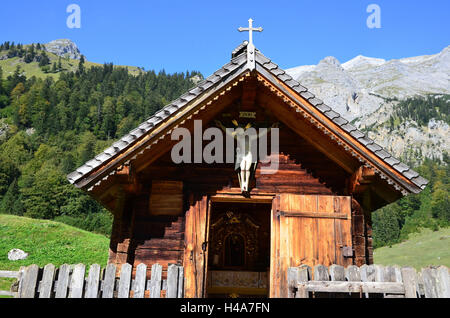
215,120 -> 278,193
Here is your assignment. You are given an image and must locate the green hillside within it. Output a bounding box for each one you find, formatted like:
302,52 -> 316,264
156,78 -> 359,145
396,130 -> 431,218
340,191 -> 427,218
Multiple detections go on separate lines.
0,214 -> 109,270
373,227 -> 450,270
0,214 -> 109,296
0,214 -> 109,295
0,49 -> 143,80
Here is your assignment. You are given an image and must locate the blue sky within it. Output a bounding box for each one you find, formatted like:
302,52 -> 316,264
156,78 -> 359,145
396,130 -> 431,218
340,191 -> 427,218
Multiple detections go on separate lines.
0,0 -> 449,76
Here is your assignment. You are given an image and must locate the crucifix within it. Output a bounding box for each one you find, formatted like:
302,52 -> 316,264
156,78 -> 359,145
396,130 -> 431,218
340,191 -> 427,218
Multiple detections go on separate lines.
238,18 -> 263,46
238,18 -> 263,70
215,119 -> 278,195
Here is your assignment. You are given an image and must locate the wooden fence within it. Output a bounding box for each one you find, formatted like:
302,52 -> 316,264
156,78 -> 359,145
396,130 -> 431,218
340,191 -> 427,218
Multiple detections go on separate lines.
3,263 -> 450,298
287,264 -> 450,298
3,263 -> 183,298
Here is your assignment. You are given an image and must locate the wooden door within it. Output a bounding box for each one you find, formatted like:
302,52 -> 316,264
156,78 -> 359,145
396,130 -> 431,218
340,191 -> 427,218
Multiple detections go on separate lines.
183,195 -> 210,298
270,194 -> 352,297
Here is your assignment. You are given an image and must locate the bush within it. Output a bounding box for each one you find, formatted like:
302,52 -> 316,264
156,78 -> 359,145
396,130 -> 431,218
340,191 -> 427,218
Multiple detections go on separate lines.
372,157 -> 449,248
54,212 -> 113,237
40,65 -> 50,73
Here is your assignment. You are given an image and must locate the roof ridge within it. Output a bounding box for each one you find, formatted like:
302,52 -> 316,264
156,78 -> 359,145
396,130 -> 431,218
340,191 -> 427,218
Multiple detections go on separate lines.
231,40 -> 248,58
67,52 -> 248,185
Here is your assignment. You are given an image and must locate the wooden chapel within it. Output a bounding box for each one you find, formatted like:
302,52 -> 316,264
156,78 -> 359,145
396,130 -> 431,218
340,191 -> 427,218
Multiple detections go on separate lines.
68,37 -> 428,298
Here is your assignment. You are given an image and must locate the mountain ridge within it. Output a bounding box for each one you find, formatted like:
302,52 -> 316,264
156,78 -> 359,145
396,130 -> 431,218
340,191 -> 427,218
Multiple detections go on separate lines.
44,39 -> 82,60
285,46 -> 450,164
1,39 -> 448,163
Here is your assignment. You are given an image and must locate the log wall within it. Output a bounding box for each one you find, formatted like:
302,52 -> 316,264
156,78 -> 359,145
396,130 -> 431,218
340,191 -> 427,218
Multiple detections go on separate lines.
107,124 -> 371,280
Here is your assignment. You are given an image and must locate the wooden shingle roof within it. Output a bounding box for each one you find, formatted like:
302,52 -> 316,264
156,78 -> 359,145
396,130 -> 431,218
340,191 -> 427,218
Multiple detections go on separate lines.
68,42 -> 428,195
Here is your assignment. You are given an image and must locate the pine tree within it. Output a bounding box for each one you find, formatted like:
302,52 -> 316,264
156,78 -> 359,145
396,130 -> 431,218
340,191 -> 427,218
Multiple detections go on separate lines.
24,44 -> 36,63
77,55 -> 85,74
39,51 -> 50,67
0,179 -> 23,215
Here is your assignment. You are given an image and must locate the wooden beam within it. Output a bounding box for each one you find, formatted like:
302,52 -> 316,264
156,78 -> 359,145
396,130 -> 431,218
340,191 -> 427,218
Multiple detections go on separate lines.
256,90 -> 358,174
297,281 -> 405,294
348,166 -> 376,195
278,211 -> 351,220
210,192 -> 274,203
116,163 -> 142,195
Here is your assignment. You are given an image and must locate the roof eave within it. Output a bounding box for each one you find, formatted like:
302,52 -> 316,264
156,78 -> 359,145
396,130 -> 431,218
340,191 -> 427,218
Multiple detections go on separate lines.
253,55 -> 427,196
69,55 -> 251,190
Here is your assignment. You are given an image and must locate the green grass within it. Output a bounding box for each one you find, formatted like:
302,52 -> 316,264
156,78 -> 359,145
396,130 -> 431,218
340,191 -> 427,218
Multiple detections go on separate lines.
0,214 -> 109,295
373,227 -> 450,270
0,50 -> 143,80
0,56 -> 60,80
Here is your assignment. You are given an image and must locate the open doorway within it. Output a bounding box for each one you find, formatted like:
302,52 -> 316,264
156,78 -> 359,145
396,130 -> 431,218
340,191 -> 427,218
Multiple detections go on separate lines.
205,201 -> 271,298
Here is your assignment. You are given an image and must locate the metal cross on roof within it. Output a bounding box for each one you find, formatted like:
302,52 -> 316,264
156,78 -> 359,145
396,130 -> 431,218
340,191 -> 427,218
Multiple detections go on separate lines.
238,18 -> 263,71
238,18 -> 263,46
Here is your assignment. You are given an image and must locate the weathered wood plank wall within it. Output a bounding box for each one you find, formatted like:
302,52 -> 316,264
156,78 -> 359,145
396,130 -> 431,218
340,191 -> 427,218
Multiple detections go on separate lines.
271,194 -> 352,297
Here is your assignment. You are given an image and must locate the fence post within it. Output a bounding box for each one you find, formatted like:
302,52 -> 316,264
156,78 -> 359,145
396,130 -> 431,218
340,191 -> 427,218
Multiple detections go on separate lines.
39,264 -> 56,298
69,264 -> 85,298
435,266 -> 450,298
296,265 -> 310,298
19,265 -> 39,298
329,264 -> 345,281
401,267 -> 418,298
167,264 -> 179,298
85,264 -> 101,298
422,267 -> 440,298
55,264 -> 71,298
15,266 -> 25,298
133,263 -> 147,298
149,263 -> 162,298
102,264 -> 117,298
345,265 -> 361,282
287,267 -> 299,298
177,265 -> 184,298
360,264 -> 375,298
314,264 -> 329,281
118,263 -> 132,298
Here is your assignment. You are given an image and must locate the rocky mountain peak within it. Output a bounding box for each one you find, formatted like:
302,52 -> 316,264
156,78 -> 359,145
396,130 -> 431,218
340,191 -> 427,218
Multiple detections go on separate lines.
285,45 -> 450,163
342,55 -> 386,70
44,39 -> 82,60
318,56 -> 342,69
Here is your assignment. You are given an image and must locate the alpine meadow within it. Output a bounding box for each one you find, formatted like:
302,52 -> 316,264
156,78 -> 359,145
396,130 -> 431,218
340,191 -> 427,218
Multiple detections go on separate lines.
0,41 -> 200,236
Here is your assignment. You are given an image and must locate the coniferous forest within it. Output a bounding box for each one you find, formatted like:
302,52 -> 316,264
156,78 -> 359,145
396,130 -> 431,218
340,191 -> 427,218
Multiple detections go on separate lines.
0,45 -> 200,235
0,43 -> 448,248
